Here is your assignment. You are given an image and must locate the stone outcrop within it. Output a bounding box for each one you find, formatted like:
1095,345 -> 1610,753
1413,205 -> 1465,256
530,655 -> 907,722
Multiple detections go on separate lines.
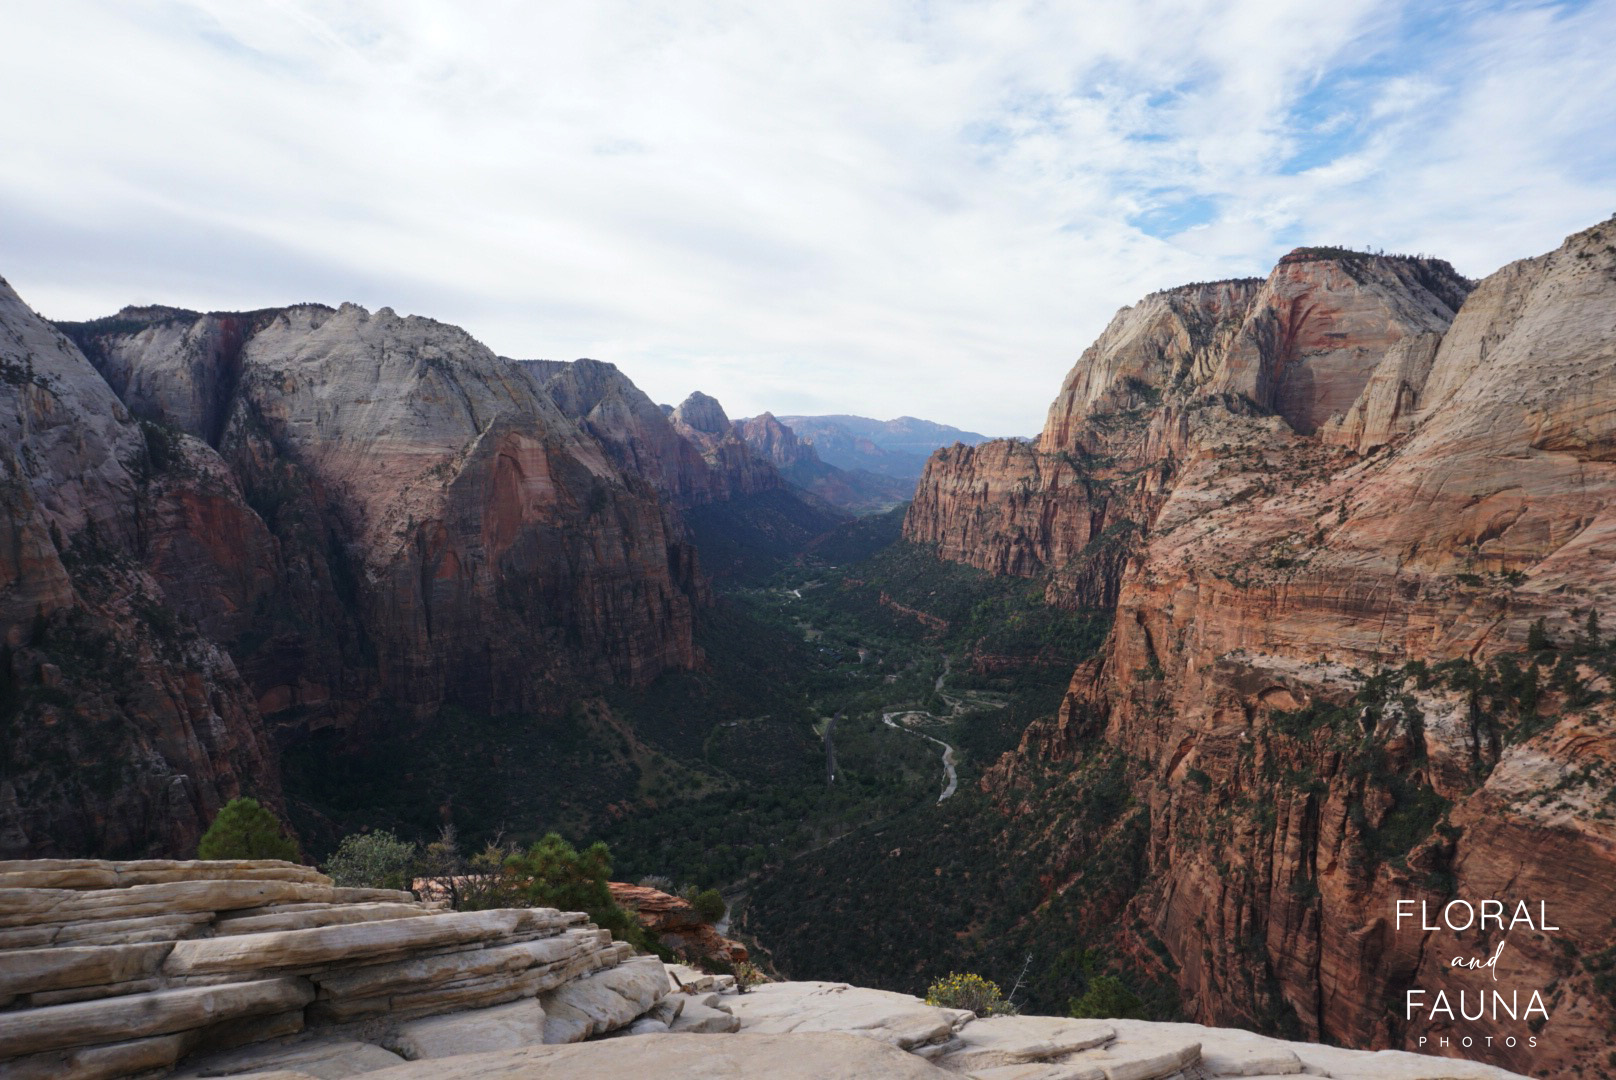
908,218 -> 1616,1079
606,883 -> 748,965
0,858 -> 654,1078
0,859 -> 1532,1079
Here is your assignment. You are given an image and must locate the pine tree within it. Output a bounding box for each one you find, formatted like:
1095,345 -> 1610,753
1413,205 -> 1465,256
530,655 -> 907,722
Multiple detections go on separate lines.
196,797 -> 301,862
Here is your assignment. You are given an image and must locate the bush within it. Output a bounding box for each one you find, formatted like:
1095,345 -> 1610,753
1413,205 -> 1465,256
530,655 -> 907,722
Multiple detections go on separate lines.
1068,974 -> 1147,1019
692,888 -> 726,923
505,833 -> 667,959
925,972 -> 1016,1016
197,798 -> 300,862
325,830 -> 416,890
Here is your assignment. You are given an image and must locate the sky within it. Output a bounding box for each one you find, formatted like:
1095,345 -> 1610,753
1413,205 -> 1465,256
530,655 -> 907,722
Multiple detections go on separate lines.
2,1 -> 1612,436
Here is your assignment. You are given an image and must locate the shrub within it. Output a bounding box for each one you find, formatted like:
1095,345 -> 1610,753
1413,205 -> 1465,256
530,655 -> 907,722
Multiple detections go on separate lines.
1068,974 -> 1147,1019
925,972 -> 1017,1016
637,874 -> 675,892
325,830 -> 416,890
505,833 -> 667,959
692,888 -> 726,923
197,797 -> 300,862
734,960 -> 765,993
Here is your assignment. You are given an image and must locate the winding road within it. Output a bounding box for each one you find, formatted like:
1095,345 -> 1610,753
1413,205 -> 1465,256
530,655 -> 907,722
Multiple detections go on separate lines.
882,657 -> 963,803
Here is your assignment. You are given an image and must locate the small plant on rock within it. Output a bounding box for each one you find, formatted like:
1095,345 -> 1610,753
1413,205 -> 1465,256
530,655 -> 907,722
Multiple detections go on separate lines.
924,972 -> 1017,1016
734,960 -> 765,993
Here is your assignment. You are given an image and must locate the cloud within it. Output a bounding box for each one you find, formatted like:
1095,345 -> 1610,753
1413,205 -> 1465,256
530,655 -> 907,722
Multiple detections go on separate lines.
1,0 -> 1611,434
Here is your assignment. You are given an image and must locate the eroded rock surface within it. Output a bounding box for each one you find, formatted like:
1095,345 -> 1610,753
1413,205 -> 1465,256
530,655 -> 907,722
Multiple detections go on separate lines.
904,218 -> 1616,1079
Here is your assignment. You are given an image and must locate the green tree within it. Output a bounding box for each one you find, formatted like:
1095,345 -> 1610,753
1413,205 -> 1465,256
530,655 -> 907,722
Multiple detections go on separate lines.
197,798 -> 300,862
692,888 -> 726,923
325,830 -> 416,890
1068,974 -> 1147,1020
1527,618 -> 1551,652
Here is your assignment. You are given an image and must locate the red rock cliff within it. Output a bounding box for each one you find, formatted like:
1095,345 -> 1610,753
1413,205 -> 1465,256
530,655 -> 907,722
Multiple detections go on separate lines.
911,220 -> 1616,1078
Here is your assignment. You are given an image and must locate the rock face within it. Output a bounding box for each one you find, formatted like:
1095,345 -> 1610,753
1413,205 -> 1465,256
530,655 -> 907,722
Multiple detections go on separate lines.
606,883 -> 748,965
905,218 -> 1616,1079
667,391 -> 780,500
63,305 -> 703,728
0,278 -> 280,859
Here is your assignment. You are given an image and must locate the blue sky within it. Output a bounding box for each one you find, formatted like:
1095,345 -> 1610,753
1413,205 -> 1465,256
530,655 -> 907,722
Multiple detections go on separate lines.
2,0 -> 1612,434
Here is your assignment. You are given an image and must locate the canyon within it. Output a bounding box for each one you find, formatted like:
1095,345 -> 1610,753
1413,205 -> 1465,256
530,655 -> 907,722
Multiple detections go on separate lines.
4,216 -> 1616,1079
902,219 -> 1616,1078
0,285 -> 838,859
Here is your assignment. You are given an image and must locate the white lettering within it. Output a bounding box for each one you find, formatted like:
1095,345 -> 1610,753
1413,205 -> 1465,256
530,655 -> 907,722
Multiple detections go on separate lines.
1479,899 -> 1504,929
1525,990 -> 1549,1020
1540,901 -> 1559,931
1431,990 -> 1454,1020
1406,989 -> 1425,1020
1445,900 -> 1476,931
1397,899 -> 1416,929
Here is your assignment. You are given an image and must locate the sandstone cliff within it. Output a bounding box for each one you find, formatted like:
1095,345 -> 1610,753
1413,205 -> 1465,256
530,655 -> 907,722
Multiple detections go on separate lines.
0,289 -> 718,858
907,219 -> 1616,1078
64,304 -> 704,731
0,279 -> 280,859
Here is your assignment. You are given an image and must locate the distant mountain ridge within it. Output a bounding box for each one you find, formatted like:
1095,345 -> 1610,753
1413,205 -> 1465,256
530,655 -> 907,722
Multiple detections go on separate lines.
766,414 -> 997,479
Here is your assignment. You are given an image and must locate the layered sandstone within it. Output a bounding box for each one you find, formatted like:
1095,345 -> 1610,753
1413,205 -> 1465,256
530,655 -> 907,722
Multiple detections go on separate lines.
911,218 -> 1616,1079
0,857 -> 661,1078
61,304 -> 704,728
0,278 -> 280,859
606,883 -> 747,966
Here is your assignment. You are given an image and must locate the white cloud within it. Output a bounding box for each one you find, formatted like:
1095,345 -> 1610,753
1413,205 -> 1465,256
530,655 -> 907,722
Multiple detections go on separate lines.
1,0 -> 1610,435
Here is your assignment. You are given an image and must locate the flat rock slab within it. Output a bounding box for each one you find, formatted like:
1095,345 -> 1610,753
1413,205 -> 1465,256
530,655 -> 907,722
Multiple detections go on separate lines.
0,860 -> 328,891
0,879 -> 334,929
215,903 -> 435,936
937,1016 -> 1115,1071
539,956 -> 670,1043
0,976 -> 314,1059
0,941 -> 173,997
165,910 -> 568,976
726,981 -> 972,1051
1103,1021 -> 1531,1079
172,1037 -> 406,1079
385,1000 -> 548,1060
283,1031 -> 951,1079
